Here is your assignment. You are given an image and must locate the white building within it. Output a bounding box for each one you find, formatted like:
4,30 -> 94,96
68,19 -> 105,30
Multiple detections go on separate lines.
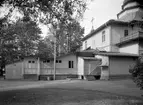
79,0 -> 143,80
5,0 -> 143,80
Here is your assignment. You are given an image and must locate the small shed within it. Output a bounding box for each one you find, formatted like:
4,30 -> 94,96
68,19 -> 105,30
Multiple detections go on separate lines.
5,61 -> 23,79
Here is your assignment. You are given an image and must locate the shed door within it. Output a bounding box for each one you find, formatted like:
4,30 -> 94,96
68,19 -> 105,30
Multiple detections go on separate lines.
84,60 -> 101,75
6,63 -> 23,79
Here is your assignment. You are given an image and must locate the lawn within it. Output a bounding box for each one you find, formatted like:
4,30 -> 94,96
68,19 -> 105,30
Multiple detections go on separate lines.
0,87 -> 143,105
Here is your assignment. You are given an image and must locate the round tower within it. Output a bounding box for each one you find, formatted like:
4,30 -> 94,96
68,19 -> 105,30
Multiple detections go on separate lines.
117,0 -> 143,22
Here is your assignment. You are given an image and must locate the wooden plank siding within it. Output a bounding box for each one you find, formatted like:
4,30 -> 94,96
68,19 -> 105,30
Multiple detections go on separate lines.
84,60 -> 101,75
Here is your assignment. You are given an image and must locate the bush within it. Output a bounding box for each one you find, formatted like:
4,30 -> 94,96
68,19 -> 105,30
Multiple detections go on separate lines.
129,56 -> 143,89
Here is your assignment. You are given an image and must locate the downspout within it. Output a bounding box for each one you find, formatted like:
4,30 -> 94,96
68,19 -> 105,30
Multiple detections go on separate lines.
110,25 -> 112,51
108,56 -> 110,80
37,57 -> 40,80
22,59 -> 24,79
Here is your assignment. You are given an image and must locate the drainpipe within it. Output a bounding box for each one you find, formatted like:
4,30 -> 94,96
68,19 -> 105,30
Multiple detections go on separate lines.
22,59 -> 24,79
37,57 -> 40,80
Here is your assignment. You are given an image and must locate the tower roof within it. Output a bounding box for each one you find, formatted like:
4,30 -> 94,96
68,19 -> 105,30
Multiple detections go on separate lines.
123,0 -> 143,7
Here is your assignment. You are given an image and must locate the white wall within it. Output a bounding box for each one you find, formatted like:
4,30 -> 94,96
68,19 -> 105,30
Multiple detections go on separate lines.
119,43 -> 139,54
82,26 -> 111,51
111,25 -> 134,44
77,57 -> 84,75
40,54 -> 78,75
111,24 -> 142,53
56,55 -> 77,69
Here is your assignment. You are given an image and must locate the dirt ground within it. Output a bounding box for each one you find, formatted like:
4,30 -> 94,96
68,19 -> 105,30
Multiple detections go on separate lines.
0,79 -> 143,105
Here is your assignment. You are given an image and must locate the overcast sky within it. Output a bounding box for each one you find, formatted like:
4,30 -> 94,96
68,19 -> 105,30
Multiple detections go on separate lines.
0,0 -> 124,37
41,0 -> 124,37
81,0 -> 124,35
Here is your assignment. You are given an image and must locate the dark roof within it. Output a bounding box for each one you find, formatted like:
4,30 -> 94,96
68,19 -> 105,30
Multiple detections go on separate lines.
6,60 -> 23,66
56,53 -> 76,59
82,57 -> 101,60
122,0 -> 143,8
118,5 -> 143,17
94,51 -> 139,57
76,49 -> 95,57
82,19 -> 128,41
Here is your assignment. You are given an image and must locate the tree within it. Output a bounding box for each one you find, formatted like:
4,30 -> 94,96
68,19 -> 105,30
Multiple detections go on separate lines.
12,19 -> 42,57
0,0 -> 88,25
129,56 -> 143,89
36,38 -> 53,59
0,16 -> 42,75
55,20 -> 84,55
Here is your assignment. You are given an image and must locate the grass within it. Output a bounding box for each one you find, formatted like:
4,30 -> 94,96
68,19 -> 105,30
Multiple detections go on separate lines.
0,87 -> 143,105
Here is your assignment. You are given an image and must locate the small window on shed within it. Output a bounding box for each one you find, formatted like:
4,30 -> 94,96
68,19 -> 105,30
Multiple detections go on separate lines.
32,61 -> 35,63
47,60 -> 50,63
56,60 -> 62,63
59,60 -> 62,63
28,61 -> 31,63
124,30 -> 128,37
69,61 -> 74,68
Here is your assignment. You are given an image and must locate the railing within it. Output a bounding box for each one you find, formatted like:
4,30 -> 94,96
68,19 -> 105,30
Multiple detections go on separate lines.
120,31 -> 143,44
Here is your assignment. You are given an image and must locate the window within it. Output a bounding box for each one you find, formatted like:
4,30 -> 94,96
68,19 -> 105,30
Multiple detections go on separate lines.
43,60 -> 50,63
28,61 -> 35,68
59,60 -> 62,63
102,31 -> 105,42
69,61 -> 74,68
56,60 -> 62,63
85,41 -> 87,49
28,61 -> 35,63
124,30 -> 128,37
32,61 -> 35,63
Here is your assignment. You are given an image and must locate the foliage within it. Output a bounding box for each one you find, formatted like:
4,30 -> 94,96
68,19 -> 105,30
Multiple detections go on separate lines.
0,0 -> 88,25
0,17 -> 41,68
12,19 -> 42,57
0,0 -> 91,75
129,56 -> 143,89
47,20 -> 84,56
0,0 -> 89,56
36,38 -> 53,58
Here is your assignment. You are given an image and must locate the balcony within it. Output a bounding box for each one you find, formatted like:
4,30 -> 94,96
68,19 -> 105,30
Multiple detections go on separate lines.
117,31 -> 143,45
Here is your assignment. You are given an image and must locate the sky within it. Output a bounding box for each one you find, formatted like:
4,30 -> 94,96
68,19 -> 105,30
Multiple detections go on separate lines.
80,0 -> 124,35
0,0 -> 124,37
40,0 -> 124,37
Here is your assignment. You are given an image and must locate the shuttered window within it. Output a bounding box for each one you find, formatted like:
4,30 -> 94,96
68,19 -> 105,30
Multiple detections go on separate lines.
124,30 -> 128,37
102,31 -> 105,42
69,61 -> 74,68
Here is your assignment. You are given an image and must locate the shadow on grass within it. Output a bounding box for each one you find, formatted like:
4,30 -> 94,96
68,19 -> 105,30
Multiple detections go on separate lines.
0,88 -> 143,105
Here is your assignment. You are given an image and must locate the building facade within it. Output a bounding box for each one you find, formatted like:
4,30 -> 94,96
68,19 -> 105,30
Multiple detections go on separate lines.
5,55 -> 78,80
80,0 -> 143,80
5,0 -> 143,80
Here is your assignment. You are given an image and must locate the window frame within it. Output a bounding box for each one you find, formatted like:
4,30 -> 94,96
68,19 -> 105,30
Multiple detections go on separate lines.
124,30 -> 128,37
102,31 -> 105,42
85,41 -> 87,49
69,61 -> 74,68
